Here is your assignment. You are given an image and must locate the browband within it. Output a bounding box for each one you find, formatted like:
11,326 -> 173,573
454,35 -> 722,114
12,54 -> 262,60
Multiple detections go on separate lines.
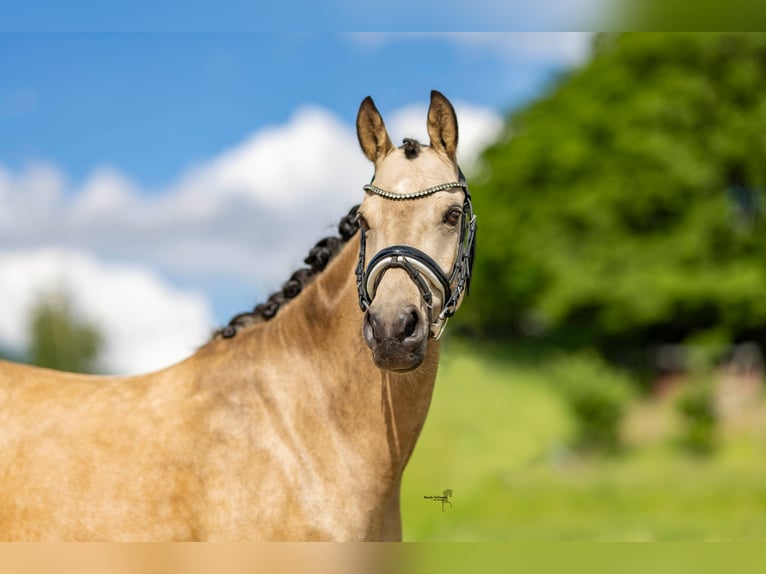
363,181 -> 467,201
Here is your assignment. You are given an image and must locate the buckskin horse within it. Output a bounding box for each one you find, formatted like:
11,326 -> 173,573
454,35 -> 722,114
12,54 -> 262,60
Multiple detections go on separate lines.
0,91 -> 476,541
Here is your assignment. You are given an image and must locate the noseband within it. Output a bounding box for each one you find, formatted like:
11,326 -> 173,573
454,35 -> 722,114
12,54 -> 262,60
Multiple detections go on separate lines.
355,173 -> 477,340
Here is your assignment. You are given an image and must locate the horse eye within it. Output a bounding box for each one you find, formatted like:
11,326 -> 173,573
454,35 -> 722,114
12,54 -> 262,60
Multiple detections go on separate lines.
444,207 -> 462,226
357,214 -> 369,231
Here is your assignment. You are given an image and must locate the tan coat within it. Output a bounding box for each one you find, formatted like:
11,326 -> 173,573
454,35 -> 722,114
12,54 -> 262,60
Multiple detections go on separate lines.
0,239 -> 439,540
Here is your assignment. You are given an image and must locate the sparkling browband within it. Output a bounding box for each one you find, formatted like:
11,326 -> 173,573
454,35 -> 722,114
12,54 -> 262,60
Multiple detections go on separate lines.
363,181 -> 467,200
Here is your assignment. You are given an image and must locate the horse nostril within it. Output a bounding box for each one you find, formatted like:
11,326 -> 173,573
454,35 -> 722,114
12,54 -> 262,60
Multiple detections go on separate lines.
363,311 -> 380,348
401,309 -> 419,340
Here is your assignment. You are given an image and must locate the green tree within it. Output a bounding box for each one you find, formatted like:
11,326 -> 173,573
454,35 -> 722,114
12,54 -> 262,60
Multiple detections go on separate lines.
463,33 -> 766,363
28,289 -> 104,373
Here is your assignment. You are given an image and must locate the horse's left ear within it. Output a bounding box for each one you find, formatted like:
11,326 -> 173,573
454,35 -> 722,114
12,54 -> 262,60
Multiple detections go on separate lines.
427,90 -> 458,161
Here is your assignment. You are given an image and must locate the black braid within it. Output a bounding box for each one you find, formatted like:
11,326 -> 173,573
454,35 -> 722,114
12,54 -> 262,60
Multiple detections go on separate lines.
282,268 -> 314,299
304,237 -> 342,273
215,204 -> 361,340
338,205 -> 360,241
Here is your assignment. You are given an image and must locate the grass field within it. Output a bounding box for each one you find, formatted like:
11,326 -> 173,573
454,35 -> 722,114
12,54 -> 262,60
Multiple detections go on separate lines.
400,339 -> 766,541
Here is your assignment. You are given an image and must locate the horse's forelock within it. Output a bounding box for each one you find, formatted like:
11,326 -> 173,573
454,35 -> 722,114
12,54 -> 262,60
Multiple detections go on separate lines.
401,138 -> 421,160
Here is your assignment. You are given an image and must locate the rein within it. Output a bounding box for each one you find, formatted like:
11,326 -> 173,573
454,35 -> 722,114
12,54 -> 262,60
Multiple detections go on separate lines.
355,174 -> 477,340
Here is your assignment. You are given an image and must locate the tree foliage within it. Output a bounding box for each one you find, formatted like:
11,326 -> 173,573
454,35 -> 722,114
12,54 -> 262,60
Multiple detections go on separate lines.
463,33 -> 766,360
28,289 -> 103,373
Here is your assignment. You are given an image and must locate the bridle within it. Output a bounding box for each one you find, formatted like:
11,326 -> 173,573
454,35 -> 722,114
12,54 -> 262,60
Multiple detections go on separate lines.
355,171 -> 477,340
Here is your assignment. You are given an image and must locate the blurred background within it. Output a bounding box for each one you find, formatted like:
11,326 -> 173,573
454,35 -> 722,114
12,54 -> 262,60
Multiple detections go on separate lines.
4,32 -> 766,541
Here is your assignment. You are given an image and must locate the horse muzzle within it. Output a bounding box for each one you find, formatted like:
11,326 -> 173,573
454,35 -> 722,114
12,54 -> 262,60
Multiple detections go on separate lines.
363,304 -> 429,371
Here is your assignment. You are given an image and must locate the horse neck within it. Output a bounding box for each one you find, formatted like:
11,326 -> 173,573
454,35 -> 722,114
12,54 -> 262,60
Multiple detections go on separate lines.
256,234 -> 440,474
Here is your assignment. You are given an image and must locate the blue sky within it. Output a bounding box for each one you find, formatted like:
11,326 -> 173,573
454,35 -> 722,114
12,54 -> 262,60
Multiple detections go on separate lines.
0,33 -> 591,373
0,33 -> 586,187
2,1 -> 601,32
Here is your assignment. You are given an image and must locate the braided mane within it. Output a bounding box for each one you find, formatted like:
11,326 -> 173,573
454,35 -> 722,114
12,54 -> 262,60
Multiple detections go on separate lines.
214,204 -> 361,340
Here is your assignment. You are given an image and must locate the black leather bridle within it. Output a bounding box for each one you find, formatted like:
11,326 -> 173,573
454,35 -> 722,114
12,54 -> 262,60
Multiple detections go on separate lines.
355,171 -> 477,340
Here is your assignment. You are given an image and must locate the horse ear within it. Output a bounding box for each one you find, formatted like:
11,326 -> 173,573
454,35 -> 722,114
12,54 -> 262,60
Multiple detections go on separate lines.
356,96 -> 394,163
427,90 -> 458,161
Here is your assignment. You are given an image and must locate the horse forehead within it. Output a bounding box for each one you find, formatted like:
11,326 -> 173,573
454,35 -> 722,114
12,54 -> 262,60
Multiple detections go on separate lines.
373,148 -> 457,193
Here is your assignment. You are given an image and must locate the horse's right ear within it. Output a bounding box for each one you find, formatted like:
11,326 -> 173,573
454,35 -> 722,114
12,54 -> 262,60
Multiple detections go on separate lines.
356,96 -> 394,163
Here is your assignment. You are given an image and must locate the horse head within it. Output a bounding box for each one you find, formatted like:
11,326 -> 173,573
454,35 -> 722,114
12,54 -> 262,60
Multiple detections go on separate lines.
355,91 -> 476,372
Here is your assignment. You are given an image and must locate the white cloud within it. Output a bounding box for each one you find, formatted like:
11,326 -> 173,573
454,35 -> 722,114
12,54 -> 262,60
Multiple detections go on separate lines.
178,107 -> 368,210
0,249 -> 213,375
0,101 -> 502,374
72,167 -> 141,221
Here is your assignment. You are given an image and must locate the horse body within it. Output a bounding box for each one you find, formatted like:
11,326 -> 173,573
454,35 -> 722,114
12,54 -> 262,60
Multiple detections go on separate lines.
0,237 -> 438,540
0,91 -> 469,540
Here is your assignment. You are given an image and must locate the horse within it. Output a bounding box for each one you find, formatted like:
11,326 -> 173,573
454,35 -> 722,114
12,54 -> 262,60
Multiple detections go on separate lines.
0,90 -> 476,541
